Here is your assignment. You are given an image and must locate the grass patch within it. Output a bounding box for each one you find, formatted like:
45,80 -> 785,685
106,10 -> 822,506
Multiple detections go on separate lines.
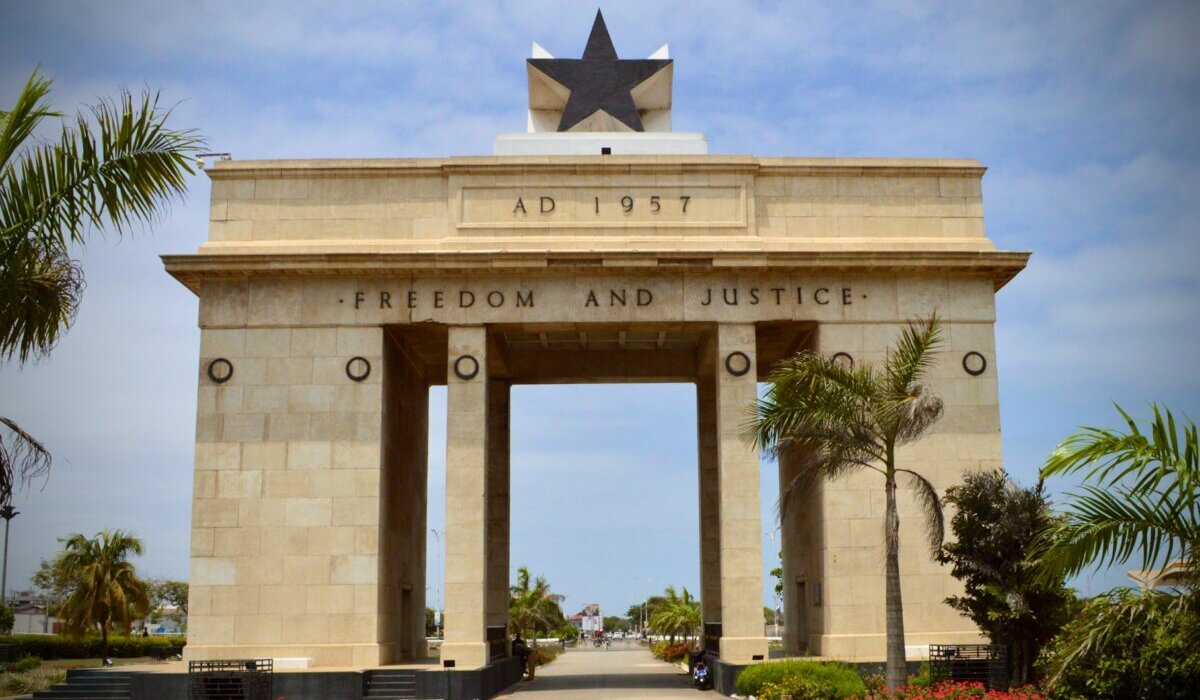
0,667 -> 67,696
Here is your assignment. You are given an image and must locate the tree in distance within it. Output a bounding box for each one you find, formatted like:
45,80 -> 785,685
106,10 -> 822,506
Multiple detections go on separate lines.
508,566 -> 566,642
750,315 -> 947,691
627,594 -> 666,633
52,530 -> 151,659
1032,404 -> 1199,694
148,579 -> 188,631
648,585 -> 701,644
0,69 -> 201,503
937,469 -> 1074,685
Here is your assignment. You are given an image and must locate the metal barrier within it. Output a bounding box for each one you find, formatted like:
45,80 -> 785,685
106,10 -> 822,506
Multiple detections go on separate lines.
929,644 -> 1008,690
188,659 -> 274,700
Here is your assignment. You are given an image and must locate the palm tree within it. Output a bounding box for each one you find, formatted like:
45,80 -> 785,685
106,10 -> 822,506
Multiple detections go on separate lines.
0,69 -> 200,501
749,315 -> 947,691
1033,404 -> 1198,683
56,530 -> 151,659
648,585 -> 701,643
508,566 -> 566,642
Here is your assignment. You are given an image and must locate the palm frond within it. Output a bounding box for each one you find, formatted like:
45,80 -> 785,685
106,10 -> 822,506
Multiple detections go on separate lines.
884,313 -> 943,399
749,350 -> 881,458
0,416 -> 52,504
894,382 -> 945,445
899,469 -> 945,555
1030,483 -> 1197,582
0,69 -> 61,169
1043,403 -> 1198,503
0,237 -> 84,363
0,86 -> 202,249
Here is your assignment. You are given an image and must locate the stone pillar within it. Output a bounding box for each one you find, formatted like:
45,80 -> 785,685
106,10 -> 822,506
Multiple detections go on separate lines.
440,326 -> 491,669
696,341 -> 722,629
485,380 -> 511,640
778,447 -> 806,655
714,323 -> 769,664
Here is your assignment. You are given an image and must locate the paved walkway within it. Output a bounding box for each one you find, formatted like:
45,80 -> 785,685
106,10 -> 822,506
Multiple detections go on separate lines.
496,646 -> 705,699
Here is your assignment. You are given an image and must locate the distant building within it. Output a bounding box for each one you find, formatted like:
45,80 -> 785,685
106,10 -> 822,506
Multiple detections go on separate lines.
569,604 -> 602,635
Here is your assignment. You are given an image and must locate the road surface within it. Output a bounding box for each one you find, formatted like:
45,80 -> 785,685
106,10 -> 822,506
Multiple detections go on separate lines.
496,645 -> 707,699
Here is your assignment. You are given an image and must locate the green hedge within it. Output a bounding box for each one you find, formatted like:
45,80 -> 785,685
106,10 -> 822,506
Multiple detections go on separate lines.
0,635 -> 186,660
734,660 -> 866,698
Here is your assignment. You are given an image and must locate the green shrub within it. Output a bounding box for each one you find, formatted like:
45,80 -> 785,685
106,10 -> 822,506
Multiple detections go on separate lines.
908,661 -> 933,688
0,634 -> 186,660
758,673 -> 848,700
0,667 -> 66,695
8,655 -> 42,673
0,605 -> 13,636
1039,593 -> 1200,700
735,660 -> 866,698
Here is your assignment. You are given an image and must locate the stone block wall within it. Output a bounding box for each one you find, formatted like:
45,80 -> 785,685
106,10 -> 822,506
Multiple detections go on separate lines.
188,296 -> 386,667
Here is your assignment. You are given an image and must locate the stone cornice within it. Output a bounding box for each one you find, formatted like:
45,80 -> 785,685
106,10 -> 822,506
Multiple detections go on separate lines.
203,156 -> 986,180
162,249 -> 1028,294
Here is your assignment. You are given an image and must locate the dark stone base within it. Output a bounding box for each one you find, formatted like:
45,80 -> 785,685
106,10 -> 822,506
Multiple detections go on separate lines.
416,656 -> 524,699
711,655 -> 743,697
122,657 -> 523,700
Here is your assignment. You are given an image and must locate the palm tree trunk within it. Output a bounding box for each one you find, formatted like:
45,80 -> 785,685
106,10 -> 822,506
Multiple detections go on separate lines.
884,475 -> 907,691
101,621 -> 109,660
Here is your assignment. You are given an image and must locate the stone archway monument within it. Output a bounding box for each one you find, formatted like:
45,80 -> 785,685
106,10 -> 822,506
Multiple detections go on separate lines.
166,10 -> 1026,695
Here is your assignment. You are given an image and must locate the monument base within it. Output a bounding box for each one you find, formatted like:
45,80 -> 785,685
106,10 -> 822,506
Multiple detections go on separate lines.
49,658 -> 524,700
439,641 -> 492,669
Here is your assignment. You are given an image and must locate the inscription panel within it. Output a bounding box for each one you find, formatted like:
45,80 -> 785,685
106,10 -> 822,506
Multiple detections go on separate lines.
457,185 -> 745,229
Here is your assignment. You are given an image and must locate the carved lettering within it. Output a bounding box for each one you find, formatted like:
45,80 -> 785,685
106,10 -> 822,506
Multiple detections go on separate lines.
513,198 -> 526,214
340,283 -> 853,313
540,196 -> 555,214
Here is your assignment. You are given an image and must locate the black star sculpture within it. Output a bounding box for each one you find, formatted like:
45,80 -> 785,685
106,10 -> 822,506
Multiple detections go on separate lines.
528,10 -> 671,132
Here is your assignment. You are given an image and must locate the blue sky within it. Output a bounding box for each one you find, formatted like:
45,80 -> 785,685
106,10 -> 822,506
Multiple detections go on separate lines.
0,1 -> 1198,619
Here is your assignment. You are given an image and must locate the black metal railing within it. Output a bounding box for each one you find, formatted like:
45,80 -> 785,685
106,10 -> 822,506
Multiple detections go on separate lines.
929,644 -> 1008,690
188,659 -> 273,700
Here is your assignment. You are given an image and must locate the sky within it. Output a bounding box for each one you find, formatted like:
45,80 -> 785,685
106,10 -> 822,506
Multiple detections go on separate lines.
0,1 -> 1198,620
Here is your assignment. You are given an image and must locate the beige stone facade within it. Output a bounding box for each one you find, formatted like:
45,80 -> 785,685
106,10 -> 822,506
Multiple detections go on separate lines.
166,155 -> 1026,668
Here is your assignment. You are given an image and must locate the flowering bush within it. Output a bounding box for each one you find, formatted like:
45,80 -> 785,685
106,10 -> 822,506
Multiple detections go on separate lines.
650,641 -> 692,663
851,680 -> 1047,700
